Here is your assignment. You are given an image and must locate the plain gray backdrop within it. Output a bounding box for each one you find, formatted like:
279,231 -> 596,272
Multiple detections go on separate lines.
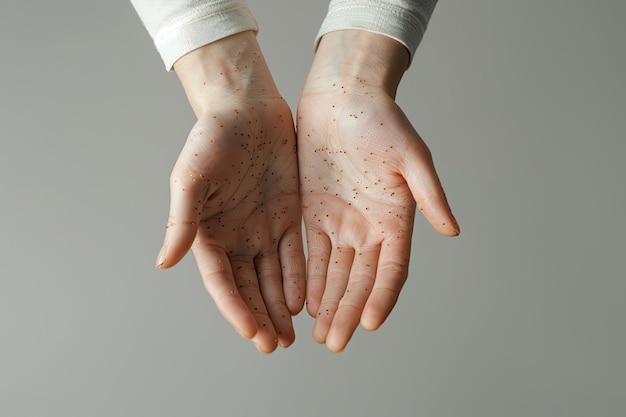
1,1 -> 625,416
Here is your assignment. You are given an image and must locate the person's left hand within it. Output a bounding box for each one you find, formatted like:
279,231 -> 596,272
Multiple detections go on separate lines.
297,30 -> 460,352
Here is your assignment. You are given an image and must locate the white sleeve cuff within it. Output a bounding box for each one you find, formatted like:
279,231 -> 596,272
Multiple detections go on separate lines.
315,0 -> 437,65
132,0 -> 259,71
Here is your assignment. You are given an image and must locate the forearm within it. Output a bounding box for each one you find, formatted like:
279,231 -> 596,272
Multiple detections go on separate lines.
306,0 -> 438,97
173,31 -> 280,117
303,30 -> 409,98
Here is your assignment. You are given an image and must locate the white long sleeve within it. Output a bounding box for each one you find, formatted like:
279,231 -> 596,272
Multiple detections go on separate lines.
130,0 -> 258,71
130,0 -> 437,71
316,0 -> 438,64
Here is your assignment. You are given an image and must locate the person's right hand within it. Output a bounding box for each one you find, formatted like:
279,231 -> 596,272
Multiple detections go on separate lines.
155,32 -> 306,353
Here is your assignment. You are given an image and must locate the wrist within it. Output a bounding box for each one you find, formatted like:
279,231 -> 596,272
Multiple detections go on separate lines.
173,31 -> 280,117
303,30 -> 409,98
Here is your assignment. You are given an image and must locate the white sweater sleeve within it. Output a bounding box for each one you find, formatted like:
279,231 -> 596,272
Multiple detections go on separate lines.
316,0 -> 438,64
130,0 -> 258,71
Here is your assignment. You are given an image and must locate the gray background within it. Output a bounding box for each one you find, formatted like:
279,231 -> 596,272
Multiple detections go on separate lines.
1,1 -> 625,416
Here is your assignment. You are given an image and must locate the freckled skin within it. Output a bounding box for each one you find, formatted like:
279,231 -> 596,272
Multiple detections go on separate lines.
164,98 -> 305,352
297,30 -> 459,352
155,33 -> 306,354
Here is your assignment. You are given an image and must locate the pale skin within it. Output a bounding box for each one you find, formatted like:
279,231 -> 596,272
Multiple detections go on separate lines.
155,30 -> 459,353
156,32 -> 306,353
297,30 -> 459,352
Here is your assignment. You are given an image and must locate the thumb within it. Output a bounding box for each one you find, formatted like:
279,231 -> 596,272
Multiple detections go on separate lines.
156,139 -> 211,269
401,133 -> 460,237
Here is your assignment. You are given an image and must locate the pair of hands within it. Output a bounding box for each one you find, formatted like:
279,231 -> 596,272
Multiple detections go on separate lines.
155,30 -> 459,353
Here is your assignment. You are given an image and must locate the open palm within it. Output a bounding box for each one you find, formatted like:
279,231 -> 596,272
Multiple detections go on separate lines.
159,96 -> 305,353
297,85 -> 459,351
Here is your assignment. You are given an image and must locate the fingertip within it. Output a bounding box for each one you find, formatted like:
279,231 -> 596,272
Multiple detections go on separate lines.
253,340 -> 278,354
443,228 -> 461,237
274,317 -> 296,348
312,320 -> 329,345
361,293 -> 397,333
360,314 -> 382,332
417,200 -> 460,237
238,323 -> 258,340
287,300 -> 304,316
326,342 -> 346,353
278,331 -> 295,348
434,214 -> 460,237
450,214 -> 461,236
155,243 -> 169,269
157,222 -> 198,268
403,154 -> 460,237
325,334 -> 348,353
226,306 -> 258,341
252,328 -> 279,354
306,300 -> 319,318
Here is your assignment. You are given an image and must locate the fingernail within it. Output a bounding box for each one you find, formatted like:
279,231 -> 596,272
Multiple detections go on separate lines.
156,244 -> 168,269
451,214 -> 460,235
